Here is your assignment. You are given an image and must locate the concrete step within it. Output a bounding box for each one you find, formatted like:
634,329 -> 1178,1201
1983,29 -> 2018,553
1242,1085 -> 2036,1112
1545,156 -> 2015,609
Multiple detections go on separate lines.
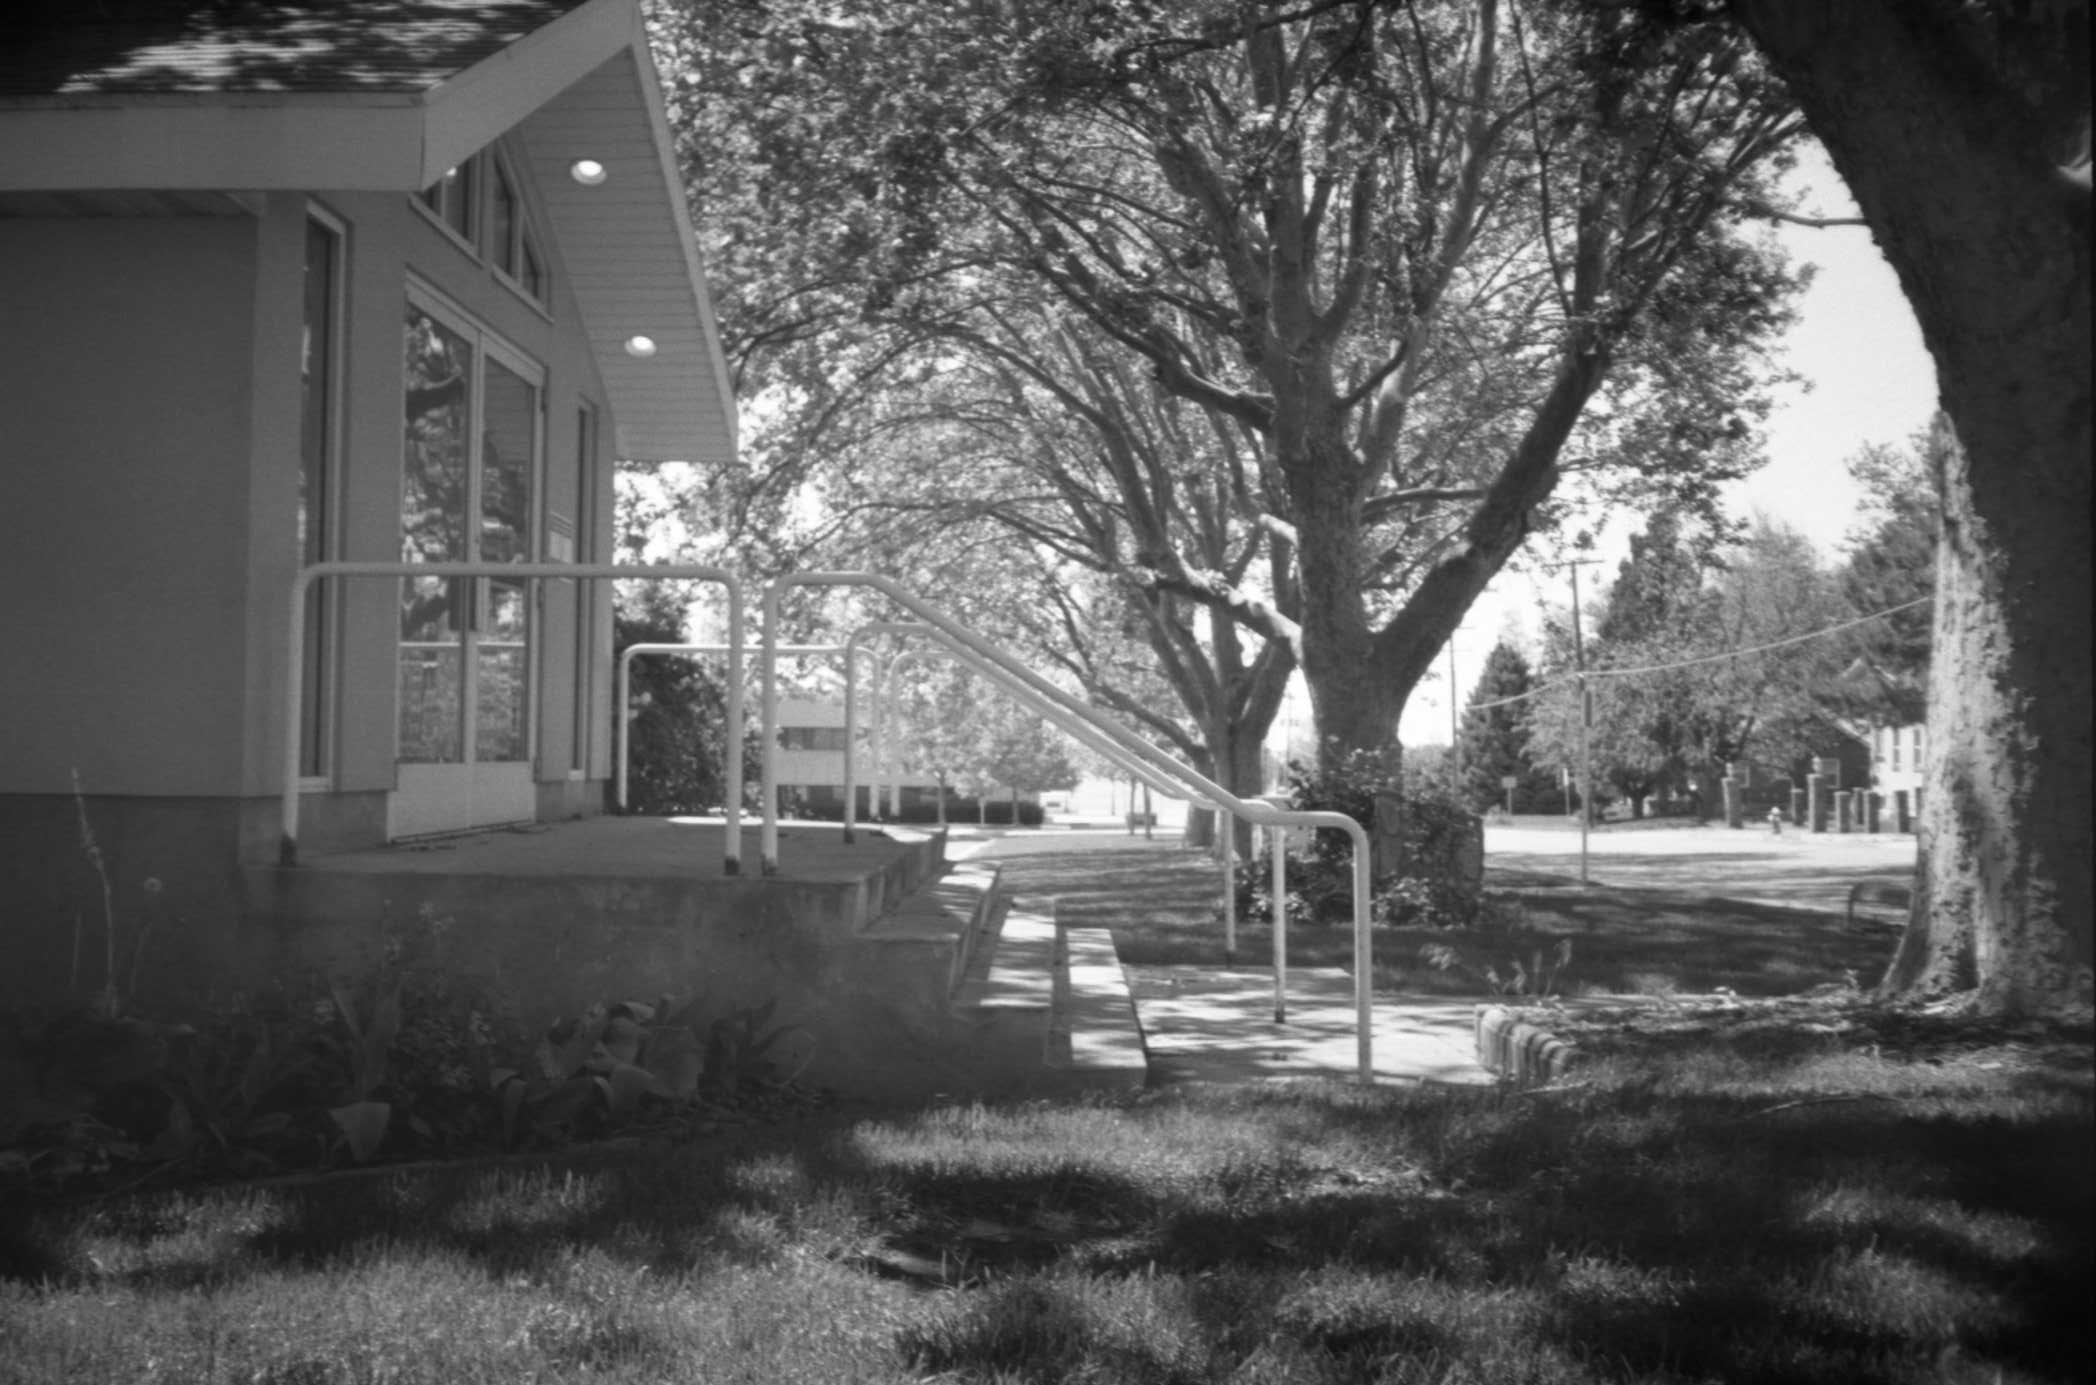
956,905 -> 1147,1095
1052,926 -> 1148,1091
855,858 -> 1003,999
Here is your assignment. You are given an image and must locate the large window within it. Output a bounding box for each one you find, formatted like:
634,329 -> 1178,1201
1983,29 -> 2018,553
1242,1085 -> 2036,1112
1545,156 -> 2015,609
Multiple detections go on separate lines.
298,210 -> 343,777
398,291 -> 542,766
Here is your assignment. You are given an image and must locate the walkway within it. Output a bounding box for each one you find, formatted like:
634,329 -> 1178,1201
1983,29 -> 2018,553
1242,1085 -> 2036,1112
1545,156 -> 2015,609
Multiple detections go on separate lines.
968,819 -> 1918,1090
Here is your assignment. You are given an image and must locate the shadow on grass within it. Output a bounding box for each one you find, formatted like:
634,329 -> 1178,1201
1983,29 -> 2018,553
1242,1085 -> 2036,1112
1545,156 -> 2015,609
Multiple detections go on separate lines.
0,839 -> 2083,1383
1,1042 -> 2088,1384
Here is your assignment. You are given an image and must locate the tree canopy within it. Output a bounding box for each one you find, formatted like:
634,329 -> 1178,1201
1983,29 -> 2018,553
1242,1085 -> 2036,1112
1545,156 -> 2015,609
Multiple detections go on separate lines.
650,0 -> 1810,777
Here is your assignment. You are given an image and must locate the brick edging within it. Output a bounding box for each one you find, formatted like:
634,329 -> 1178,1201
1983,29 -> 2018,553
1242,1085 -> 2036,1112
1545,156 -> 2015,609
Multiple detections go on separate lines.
1474,1005 -> 1577,1085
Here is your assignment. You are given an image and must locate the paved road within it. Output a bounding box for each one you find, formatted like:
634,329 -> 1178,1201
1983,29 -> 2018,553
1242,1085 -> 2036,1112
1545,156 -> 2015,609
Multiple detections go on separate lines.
1485,820 -> 1917,915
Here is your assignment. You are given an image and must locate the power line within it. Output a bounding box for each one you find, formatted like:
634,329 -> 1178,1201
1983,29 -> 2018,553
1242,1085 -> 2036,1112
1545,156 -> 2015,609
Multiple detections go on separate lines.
1462,596 -> 1932,713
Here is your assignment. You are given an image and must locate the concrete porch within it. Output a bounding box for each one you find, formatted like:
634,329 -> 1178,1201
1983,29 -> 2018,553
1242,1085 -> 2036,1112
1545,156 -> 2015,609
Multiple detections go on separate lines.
241,816 -> 1125,1103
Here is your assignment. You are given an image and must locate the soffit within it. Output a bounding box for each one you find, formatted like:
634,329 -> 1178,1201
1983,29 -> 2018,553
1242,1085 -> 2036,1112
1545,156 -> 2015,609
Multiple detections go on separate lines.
0,0 -> 735,467
520,44 -> 737,465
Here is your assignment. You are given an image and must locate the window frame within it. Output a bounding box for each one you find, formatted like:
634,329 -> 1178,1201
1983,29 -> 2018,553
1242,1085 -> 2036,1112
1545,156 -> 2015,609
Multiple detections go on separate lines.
410,144 -> 552,311
298,201 -> 349,786
398,277 -> 549,767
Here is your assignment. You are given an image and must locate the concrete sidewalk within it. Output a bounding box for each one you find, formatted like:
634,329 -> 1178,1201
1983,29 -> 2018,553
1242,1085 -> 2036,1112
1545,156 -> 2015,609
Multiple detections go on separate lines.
1126,965 -> 1495,1087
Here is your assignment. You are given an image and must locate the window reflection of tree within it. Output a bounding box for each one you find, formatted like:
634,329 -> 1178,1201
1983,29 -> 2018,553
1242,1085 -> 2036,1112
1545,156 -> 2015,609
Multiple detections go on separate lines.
401,311 -> 470,642
400,310 -> 470,761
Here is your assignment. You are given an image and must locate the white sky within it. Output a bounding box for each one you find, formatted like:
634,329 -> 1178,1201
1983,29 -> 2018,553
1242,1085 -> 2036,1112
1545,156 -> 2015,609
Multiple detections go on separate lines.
1382,141 -> 1940,748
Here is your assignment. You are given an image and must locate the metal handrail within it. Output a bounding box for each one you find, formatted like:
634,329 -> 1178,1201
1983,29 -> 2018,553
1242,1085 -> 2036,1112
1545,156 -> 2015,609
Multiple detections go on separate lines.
615,642 -> 841,812
760,573 -> 1377,1083
283,561 -> 743,872
841,621 -> 929,842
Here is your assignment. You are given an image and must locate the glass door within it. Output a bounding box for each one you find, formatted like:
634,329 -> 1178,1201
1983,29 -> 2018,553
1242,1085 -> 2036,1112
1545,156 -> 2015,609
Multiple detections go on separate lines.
393,296 -> 540,838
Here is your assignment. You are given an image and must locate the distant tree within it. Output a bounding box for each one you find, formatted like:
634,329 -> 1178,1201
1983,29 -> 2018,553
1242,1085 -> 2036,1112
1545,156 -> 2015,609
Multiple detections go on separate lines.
613,585 -> 754,815
1528,515 -> 1852,816
1829,422 -> 1943,726
965,701 -> 1082,822
1595,510 -> 1710,647
1455,642 -> 1553,813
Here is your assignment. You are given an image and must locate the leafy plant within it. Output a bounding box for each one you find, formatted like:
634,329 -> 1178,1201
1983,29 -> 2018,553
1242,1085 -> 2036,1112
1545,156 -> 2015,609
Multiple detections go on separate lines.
487,998 -> 701,1147
326,971 -> 404,1162
1419,937 -> 1575,998
1233,747 -> 1485,928
701,998 -> 814,1095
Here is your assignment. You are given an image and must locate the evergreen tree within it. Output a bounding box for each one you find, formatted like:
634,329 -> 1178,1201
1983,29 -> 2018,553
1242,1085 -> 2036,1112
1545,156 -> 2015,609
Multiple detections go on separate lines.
1455,642 -> 1552,813
1831,423 -> 1942,726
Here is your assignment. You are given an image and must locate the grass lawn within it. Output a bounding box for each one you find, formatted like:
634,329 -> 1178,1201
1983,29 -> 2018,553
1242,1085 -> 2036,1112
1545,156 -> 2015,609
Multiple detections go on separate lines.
1,843 -> 2087,1384
1009,842 -> 1902,999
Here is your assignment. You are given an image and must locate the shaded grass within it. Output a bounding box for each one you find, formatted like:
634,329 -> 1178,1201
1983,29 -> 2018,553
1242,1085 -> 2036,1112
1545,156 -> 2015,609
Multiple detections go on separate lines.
995,843 -> 1900,998
2,1032 -> 2087,1383
1,839 -> 2084,1383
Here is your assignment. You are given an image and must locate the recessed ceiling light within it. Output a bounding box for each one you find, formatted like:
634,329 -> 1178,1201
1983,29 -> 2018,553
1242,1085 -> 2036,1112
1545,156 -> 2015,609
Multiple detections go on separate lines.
570,159 -> 607,186
624,335 -> 657,358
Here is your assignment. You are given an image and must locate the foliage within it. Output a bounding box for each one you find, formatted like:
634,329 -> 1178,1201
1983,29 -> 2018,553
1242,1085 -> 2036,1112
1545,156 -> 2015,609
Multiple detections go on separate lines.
326,970 -> 405,1163
1453,641 -> 1557,813
613,584 -> 756,815
1529,514 -> 1858,812
1234,746 -> 1484,928
1829,421 -> 1943,726
3,969 -> 820,1198
648,0 -> 1811,774
1419,897 -> 1575,996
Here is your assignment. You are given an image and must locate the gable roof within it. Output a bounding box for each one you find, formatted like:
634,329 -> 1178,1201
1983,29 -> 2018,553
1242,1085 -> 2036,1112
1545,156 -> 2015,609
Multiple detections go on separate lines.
0,0 -> 735,466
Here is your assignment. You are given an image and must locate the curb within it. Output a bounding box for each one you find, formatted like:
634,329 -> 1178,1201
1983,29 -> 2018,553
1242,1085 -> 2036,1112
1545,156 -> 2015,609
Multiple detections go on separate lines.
1474,1005 -> 1577,1085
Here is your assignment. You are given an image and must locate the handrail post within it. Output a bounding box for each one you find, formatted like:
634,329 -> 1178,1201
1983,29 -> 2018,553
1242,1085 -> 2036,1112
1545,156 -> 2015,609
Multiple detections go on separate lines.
870,653 -> 889,824
841,637 -> 860,843
1221,823 -> 1236,966
615,645 -> 636,811
721,585 -> 744,874
1352,826 -> 1372,1082
1271,816 -> 1288,1024
759,581 -> 780,874
280,568 -> 312,865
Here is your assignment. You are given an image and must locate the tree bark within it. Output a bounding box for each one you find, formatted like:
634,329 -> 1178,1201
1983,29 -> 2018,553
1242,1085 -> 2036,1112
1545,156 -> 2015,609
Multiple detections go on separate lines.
1729,0 -> 2092,1012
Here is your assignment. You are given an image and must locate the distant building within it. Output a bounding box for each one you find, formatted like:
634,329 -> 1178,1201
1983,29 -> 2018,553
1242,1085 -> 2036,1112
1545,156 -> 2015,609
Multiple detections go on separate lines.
773,700 -> 937,815
1832,657 -> 1927,796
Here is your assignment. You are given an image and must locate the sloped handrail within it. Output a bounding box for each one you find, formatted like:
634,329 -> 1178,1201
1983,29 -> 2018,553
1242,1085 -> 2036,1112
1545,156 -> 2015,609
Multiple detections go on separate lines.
760,572 -> 1377,1082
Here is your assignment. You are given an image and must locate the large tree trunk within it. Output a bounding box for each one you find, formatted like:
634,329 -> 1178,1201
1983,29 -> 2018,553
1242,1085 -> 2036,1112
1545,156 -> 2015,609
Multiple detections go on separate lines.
1289,429 -> 1398,769
1729,1 -> 2092,1012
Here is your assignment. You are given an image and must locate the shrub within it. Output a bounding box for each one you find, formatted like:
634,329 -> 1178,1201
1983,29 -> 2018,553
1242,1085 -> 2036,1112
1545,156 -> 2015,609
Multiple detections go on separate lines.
1235,745 -> 1484,928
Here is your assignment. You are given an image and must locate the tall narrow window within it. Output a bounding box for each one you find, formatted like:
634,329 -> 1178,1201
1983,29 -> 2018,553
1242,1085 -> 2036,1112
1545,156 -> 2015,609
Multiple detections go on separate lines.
489,162 -> 519,277
572,403 -> 597,776
298,213 -> 341,777
418,162 -> 475,240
